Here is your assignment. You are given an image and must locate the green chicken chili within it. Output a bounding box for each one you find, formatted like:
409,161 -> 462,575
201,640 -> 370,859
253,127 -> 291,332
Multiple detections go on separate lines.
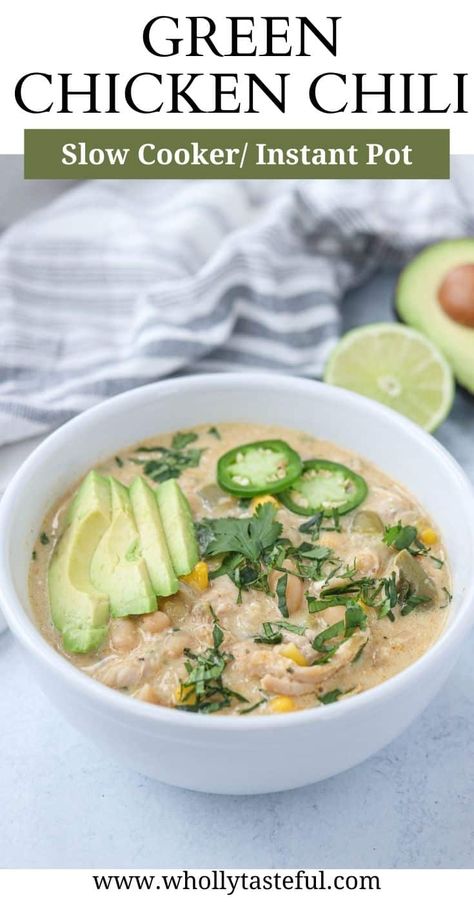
31,419 -> 450,721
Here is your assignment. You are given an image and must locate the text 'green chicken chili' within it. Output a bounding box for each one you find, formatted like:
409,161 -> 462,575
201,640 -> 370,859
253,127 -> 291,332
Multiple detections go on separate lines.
217,440 -> 302,498
279,459 -> 368,517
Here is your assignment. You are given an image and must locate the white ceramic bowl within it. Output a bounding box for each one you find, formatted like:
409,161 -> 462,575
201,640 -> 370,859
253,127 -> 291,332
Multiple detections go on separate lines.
0,374 -> 473,795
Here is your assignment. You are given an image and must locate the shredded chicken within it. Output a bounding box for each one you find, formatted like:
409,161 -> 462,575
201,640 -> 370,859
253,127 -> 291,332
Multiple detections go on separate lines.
261,632 -> 369,696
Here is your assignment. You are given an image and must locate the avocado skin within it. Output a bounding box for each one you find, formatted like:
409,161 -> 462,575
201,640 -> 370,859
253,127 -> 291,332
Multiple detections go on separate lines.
129,476 -> 179,597
90,477 -> 157,618
395,239 -> 474,394
156,479 -> 199,577
48,470 -> 111,654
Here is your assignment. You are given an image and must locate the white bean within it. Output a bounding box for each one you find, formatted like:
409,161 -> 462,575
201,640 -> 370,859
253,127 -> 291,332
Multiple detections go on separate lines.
322,604 -> 346,627
269,560 -> 304,614
101,660 -> 144,690
164,631 -> 191,658
140,610 -> 171,634
109,618 -> 139,653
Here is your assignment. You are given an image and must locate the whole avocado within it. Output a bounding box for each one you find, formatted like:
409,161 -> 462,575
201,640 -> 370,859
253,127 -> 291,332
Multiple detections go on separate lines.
396,239 -> 474,394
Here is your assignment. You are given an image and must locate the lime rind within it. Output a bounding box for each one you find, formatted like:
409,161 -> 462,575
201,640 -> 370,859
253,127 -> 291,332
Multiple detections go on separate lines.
324,323 -> 454,432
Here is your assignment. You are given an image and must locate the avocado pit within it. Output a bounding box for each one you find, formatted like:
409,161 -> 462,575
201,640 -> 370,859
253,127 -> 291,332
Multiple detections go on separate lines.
438,264 -> 474,327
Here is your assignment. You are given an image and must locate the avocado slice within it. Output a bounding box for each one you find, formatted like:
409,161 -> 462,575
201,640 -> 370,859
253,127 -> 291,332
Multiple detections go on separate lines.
90,476 -> 157,617
396,239 -> 474,393
129,476 -> 179,597
155,479 -> 199,577
48,470 -> 111,654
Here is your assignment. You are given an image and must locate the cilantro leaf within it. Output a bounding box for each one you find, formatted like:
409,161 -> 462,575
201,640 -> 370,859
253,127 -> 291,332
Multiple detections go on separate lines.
312,620 -> 345,653
345,602 -> 368,635
254,620 -> 306,645
197,504 -> 283,603
319,688 -> 343,705
199,503 -> 282,562
383,522 -> 418,551
132,443 -> 203,483
176,610 -> 247,714
171,431 -> 199,450
239,697 -> 268,715
276,574 -> 289,617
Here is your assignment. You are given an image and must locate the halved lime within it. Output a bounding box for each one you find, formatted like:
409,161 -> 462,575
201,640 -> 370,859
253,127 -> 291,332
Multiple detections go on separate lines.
324,323 -> 454,432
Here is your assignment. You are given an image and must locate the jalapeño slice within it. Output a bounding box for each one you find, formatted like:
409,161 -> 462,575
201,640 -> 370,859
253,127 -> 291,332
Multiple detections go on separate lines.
217,440 -> 302,498
279,459 -> 368,517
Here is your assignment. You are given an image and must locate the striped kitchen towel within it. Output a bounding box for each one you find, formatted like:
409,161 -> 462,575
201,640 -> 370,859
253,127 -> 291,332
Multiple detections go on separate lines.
0,177 -> 470,446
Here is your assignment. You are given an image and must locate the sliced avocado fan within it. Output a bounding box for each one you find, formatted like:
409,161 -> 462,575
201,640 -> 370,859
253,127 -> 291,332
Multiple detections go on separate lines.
48,471 -> 200,654
396,239 -> 474,393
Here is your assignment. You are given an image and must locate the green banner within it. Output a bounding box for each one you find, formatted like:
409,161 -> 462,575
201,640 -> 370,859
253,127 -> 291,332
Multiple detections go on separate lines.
24,129 -> 450,179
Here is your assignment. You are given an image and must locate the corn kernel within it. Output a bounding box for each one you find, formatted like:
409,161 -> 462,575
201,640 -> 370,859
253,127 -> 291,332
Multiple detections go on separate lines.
181,560 -> 209,591
420,527 -> 438,546
175,685 -> 196,706
269,695 -> 297,714
280,643 -> 308,667
250,494 -> 280,513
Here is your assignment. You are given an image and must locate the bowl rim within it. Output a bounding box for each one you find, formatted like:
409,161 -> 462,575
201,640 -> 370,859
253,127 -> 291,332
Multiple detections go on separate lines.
1,371 -> 473,734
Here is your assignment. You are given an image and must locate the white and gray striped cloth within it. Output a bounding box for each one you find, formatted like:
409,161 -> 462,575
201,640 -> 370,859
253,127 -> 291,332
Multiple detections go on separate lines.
0,178 -> 471,447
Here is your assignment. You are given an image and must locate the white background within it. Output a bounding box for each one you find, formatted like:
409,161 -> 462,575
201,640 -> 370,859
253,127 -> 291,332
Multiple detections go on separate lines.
1,0 -> 474,153
0,869 -> 474,899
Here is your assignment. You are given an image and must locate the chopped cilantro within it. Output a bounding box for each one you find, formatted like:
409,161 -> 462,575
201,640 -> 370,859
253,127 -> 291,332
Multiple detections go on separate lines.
310,598 -> 367,663
171,431 -> 198,451
383,522 -> 418,551
270,620 -> 306,635
254,622 -> 283,645
114,456 -> 124,468
311,561 -> 434,623
299,512 -> 324,540
283,542 -> 335,581
131,441 -> 203,483
276,574 -> 289,617
312,620 -> 345,654
319,687 -> 356,705
198,503 -> 341,602
254,620 -> 306,645
345,603 -> 368,635
319,688 -> 343,705
200,504 -> 282,559
176,610 -> 246,714
351,637 -> 368,663
299,510 -> 341,541
208,427 -> 221,440
239,696 -> 267,715
40,532 -> 50,546
197,503 -> 283,602
307,596 -> 349,613
383,521 -> 440,567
